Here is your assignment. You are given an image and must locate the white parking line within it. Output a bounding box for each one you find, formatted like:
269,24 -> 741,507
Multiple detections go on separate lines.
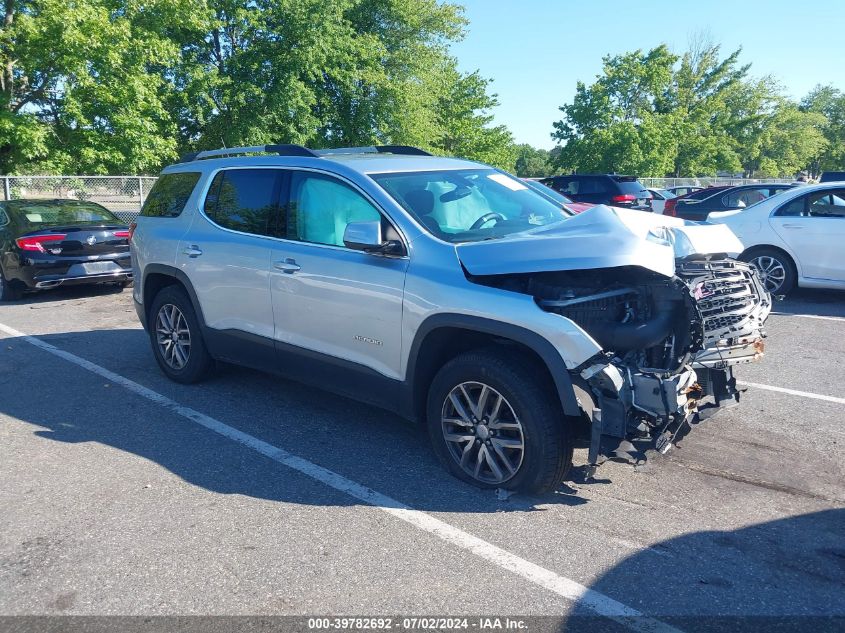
770,312 -> 845,323
0,321 -> 680,633
738,381 -> 845,405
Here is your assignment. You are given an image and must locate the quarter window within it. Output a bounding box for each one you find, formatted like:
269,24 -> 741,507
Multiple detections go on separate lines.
141,172 -> 201,218
203,169 -> 284,237
288,172 -> 382,247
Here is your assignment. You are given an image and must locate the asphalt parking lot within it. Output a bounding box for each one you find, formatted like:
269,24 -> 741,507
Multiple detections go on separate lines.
1,286 -> 843,631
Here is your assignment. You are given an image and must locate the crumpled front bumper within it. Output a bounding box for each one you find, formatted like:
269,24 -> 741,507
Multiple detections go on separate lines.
579,258 -> 770,475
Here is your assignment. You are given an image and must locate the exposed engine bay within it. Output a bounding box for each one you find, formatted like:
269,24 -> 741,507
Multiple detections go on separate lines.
469,256 -> 771,473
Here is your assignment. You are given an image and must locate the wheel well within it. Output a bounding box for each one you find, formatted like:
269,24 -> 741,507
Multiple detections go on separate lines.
410,327 -> 560,423
142,273 -> 180,323
740,245 -> 797,274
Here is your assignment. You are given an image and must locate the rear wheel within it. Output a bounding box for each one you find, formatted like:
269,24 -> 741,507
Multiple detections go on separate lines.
741,248 -> 796,295
149,285 -> 214,383
426,349 -> 571,494
0,270 -> 22,302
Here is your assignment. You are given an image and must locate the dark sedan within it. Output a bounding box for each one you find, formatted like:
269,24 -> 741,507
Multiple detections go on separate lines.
0,199 -> 133,301
671,184 -> 797,221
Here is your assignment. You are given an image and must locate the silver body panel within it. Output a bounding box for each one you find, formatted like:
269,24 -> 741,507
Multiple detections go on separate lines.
132,152 -> 767,403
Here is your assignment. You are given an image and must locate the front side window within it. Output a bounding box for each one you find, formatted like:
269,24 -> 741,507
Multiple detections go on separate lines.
289,172 -> 382,247
141,172 -> 201,218
372,169 -> 569,243
203,169 -> 283,237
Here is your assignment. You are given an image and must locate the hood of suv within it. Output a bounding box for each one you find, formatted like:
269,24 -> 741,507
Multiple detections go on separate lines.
455,204 -> 744,278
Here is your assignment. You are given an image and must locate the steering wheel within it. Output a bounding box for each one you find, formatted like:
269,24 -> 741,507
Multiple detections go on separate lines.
470,212 -> 506,230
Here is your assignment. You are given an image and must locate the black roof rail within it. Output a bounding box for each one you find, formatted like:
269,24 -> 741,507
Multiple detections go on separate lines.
375,145 -> 432,156
177,143 -> 431,163
178,144 -> 319,163
315,145 -> 432,157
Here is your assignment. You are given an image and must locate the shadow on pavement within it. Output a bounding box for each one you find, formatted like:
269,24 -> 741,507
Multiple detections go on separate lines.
0,327 -> 588,517
564,508 -> 845,632
773,288 -> 845,318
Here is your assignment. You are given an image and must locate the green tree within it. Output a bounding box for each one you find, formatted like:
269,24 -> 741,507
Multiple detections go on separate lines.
513,144 -> 550,177
551,45 -> 679,175
1,0 -> 516,174
800,85 -> 845,176
0,0 -> 195,174
551,41 -> 833,178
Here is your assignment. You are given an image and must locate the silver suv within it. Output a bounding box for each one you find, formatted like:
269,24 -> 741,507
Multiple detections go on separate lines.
131,145 -> 771,493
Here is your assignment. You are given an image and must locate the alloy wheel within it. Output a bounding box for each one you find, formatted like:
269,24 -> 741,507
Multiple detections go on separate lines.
441,381 -> 525,485
749,255 -> 786,293
155,303 -> 192,370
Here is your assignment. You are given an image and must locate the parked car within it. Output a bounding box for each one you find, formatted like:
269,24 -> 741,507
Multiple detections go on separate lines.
0,199 -> 133,301
539,174 -> 652,211
663,186 -> 731,217
132,144 -> 769,493
520,178 -> 593,213
819,171 -> 845,183
708,182 -> 845,294
665,186 -> 704,197
671,184 -> 796,221
646,188 -> 676,214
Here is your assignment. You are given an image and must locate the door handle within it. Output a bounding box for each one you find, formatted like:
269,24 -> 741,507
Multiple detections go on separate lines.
182,245 -> 203,257
273,258 -> 301,273
781,224 -> 804,229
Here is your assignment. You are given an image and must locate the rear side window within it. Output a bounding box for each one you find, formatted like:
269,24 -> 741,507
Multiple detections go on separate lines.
0,205 -> 8,228
615,180 -> 646,195
203,169 -> 284,237
141,172 -> 201,218
723,188 -> 769,208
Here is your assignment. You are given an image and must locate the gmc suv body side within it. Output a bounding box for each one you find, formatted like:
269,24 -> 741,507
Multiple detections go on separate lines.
132,145 -> 770,493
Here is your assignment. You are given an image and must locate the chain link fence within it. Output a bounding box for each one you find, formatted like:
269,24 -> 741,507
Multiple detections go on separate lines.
0,176 -> 158,224
640,177 -> 794,189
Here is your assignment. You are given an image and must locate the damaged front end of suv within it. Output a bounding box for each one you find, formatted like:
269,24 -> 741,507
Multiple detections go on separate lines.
460,205 -> 771,475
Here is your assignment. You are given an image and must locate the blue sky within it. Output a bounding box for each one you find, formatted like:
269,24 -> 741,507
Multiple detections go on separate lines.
450,0 -> 845,149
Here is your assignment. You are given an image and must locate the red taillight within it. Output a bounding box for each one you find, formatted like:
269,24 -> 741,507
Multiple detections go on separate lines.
127,222 -> 137,241
611,194 -> 637,203
113,230 -> 131,239
664,199 -> 677,216
16,234 -> 67,252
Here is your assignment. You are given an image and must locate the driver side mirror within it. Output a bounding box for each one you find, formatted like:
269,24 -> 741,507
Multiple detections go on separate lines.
343,221 -> 404,256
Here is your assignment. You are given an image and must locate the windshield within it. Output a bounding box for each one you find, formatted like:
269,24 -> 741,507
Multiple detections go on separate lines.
371,169 -> 570,242
521,179 -> 574,205
8,201 -> 121,228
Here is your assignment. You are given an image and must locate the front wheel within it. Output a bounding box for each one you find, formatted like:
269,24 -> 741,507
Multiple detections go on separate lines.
148,285 -> 214,384
426,349 -> 571,494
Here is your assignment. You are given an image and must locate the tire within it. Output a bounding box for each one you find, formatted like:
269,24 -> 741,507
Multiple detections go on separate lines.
0,269 -> 22,302
148,285 -> 214,384
740,247 -> 796,295
426,348 -> 572,494
120,279 -> 134,289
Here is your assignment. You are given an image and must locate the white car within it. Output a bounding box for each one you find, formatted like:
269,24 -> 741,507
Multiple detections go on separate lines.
707,182 -> 845,294
647,188 -> 676,214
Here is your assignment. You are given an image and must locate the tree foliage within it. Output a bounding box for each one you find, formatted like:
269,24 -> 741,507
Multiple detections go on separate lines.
552,42 -> 836,178
0,0 -> 514,174
513,144 -> 551,177
800,85 -> 845,176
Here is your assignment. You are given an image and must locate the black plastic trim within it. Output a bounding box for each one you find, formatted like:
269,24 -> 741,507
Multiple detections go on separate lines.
406,314 -> 581,418
140,264 -> 207,333
374,145 -> 432,156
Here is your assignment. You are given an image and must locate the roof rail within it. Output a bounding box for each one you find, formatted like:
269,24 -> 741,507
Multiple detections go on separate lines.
315,145 -> 432,157
179,144 -> 319,163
